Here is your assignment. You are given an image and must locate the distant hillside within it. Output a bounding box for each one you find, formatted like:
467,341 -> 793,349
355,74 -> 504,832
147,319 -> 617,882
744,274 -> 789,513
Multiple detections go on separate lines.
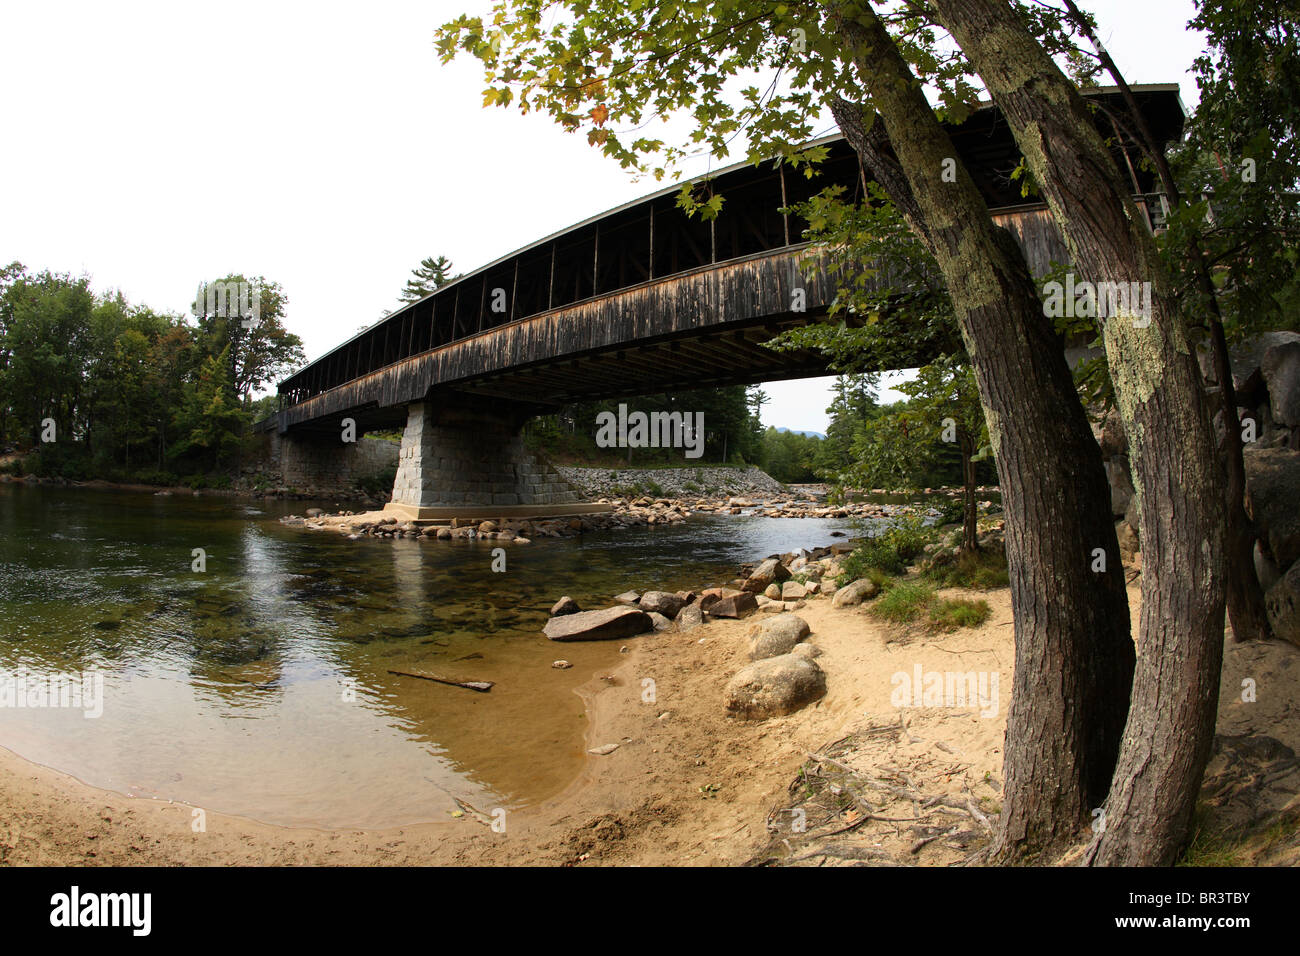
774,427 -> 825,439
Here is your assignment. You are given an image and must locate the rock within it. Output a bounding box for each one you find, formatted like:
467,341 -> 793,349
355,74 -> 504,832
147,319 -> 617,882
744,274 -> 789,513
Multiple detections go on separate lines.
478,520 -> 498,534
677,604 -> 704,630
588,743 -> 619,755
763,583 -> 782,600
1262,337 -> 1300,428
435,527 -> 452,539
781,580 -> 808,600
305,507 -> 325,517
552,660 -> 572,669
543,606 -> 653,642
701,589 -> 758,619
1255,541 -> 1282,593
647,611 -> 673,631
747,615 -> 811,660
639,590 -> 686,618
832,578 -> 879,608
550,596 -> 581,616
724,655 -> 827,719
613,590 -> 642,606
744,557 -> 792,593
1105,458 -> 1135,517
1117,520 -> 1140,556
791,642 -> 823,660
1264,562 -> 1300,647
1244,446 -> 1300,569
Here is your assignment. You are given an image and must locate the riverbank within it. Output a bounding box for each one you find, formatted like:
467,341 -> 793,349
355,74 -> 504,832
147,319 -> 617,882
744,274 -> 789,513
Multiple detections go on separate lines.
4,555 -> 1297,866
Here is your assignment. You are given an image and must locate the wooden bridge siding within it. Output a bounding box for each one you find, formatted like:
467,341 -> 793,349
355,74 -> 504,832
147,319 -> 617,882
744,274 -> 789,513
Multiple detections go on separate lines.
278,246 -> 836,431
277,206 -> 1073,432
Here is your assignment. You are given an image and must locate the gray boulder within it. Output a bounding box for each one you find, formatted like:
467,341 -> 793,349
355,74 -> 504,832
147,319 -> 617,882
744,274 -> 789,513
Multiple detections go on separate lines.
646,611 -> 674,632
544,606 -> 653,642
1264,562 -> 1300,647
1244,446 -> 1300,569
613,590 -> 642,606
701,589 -> 758,619
639,590 -> 686,618
550,596 -> 581,616
791,642 -> 823,660
1262,337 -> 1300,428
747,614 -> 811,660
724,655 -> 827,719
781,580 -> 808,601
676,604 -> 704,631
744,557 -> 791,593
832,578 -> 880,608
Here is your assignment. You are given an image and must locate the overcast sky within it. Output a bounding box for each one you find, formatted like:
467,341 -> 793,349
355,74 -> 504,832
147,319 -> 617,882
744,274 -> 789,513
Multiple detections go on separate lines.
0,1 -> 1208,432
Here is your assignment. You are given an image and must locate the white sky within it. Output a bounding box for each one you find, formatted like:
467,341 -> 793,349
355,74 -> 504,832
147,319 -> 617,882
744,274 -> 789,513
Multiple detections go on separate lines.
0,0 -> 1207,433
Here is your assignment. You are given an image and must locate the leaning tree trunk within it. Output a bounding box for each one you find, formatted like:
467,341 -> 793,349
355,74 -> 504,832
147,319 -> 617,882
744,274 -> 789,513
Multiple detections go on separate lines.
961,433 -> 979,554
933,0 -> 1228,866
1057,0 -> 1271,643
827,6 -> 1134,863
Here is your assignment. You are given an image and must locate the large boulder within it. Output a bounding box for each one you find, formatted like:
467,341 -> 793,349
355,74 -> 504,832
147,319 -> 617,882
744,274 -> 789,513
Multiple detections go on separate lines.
724,655 -> 827,719
676,603 -> 704,631
1264,562 -> 1300,647
639,590 -> 686,618
744,557 -> 791,593
701,588 -> 758,619
1243,446 -> 1300,569
781,580 -> 809,601
747,614 -> 811,660
1262,337 -> 1300,429
832,578 -> 880,608
543,606 -> 653,642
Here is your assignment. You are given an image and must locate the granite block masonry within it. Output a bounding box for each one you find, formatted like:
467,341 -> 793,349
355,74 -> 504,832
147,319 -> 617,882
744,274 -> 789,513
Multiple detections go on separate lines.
274,431 -> 398,497
386,399 -> 600,519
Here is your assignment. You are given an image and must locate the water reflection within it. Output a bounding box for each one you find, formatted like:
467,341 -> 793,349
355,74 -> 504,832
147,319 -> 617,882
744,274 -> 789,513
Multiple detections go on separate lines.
0,482 -> 865,827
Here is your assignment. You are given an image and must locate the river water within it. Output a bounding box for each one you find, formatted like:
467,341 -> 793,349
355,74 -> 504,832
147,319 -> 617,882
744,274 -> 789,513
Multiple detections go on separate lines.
0,483 -> 865,829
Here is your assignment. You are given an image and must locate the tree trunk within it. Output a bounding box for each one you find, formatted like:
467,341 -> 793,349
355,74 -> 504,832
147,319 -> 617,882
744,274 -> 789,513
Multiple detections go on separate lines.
827,5 -> 1134,862
933,0 -> 1228,866
961,435 -> 979,554
1057,0 -> 1270,643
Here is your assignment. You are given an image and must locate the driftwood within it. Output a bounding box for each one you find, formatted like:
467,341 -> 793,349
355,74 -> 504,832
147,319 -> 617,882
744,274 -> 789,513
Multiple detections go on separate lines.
388,669 -> 494,692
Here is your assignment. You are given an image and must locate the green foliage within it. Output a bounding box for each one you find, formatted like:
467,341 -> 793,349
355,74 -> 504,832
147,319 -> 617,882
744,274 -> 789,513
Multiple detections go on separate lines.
523,384 -> 764,466
0,263 -> 306,482
399,255 -> 457,305
928,596 -> 991,631
925,548 -> 1011,591
871,581 -> 935,624
837,516 -> 933,581
868,579 -> 990,631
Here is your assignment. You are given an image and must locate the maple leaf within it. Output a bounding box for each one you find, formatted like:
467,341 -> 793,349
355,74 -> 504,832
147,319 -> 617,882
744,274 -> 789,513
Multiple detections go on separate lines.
589,103 -> 610,127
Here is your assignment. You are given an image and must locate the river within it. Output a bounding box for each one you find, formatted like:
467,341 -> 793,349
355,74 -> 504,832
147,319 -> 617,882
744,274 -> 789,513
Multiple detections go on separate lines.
0,482 -> 865,829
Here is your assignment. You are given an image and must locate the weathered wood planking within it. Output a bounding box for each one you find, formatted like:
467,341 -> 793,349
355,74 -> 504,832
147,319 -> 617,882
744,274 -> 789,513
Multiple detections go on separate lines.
278,206 -> 1073,432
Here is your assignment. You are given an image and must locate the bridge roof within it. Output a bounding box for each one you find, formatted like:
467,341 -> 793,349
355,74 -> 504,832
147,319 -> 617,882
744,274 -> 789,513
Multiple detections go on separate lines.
278,83 -> 1185,400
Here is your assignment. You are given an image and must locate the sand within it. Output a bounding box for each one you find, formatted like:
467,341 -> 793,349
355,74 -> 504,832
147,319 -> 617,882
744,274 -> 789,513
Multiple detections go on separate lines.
3,581 -> 1298,866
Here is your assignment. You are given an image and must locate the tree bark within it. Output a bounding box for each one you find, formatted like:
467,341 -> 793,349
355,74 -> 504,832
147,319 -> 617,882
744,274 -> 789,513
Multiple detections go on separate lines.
1059,0 -> 1271,643
826,5 -> 1134,862
932,0 -> 1228,866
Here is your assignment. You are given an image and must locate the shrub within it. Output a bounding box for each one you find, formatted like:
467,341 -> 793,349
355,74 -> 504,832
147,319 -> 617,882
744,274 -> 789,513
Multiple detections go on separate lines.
925,548 -> 1010,590
871,581 -> 936,624
837,515 -> 935,582
928,597 -> 991,631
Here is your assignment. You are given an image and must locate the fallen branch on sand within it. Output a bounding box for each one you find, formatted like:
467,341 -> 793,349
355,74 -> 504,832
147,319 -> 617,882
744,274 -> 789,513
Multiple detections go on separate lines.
388,670 -> 494,692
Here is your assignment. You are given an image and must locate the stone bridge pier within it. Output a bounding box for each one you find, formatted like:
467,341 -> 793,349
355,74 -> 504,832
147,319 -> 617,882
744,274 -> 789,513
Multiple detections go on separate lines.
383,395 -> 607,521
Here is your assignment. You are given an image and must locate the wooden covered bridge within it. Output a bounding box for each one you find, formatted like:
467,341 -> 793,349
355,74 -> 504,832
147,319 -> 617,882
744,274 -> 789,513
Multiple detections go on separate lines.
268,85 -> 1184,519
